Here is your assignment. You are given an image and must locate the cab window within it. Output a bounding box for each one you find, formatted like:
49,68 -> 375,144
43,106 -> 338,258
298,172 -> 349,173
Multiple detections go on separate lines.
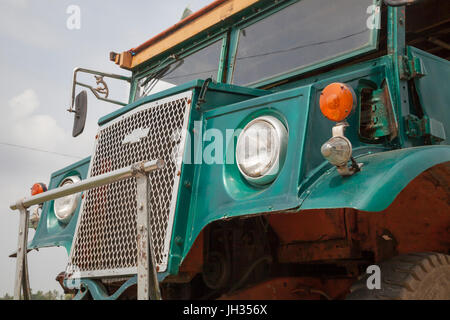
135,39 -> 223,100
232,0 -> 377,86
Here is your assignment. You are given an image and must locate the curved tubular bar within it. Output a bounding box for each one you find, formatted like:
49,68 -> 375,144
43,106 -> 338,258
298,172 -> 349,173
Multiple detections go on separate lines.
10,159 -> 164,210
69,67 -> 132,112
72,277 -> 137,300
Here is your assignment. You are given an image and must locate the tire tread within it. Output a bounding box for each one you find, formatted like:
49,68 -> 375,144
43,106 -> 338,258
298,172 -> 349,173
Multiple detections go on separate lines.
346,252 -> 450,300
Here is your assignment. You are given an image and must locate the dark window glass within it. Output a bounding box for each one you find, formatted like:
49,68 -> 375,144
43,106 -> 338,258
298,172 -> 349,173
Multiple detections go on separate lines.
232,0 -> 375,85
161,39 -> 223,85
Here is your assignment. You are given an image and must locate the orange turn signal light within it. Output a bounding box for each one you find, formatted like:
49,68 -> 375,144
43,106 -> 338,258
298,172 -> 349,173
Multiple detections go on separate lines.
31,183 -> 47,196
319,82 -> 355,122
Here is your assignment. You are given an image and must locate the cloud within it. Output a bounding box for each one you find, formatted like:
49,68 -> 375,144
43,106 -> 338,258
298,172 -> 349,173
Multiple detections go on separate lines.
2,89 -> 67,151
8,88 -> 39,119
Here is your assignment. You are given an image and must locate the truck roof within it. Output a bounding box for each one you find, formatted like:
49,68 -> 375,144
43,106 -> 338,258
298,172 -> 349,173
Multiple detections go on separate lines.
110,0 -> 260,70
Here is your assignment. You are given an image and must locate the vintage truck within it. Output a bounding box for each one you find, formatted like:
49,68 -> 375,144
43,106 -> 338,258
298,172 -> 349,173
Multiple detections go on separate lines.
10,0 -> 450,300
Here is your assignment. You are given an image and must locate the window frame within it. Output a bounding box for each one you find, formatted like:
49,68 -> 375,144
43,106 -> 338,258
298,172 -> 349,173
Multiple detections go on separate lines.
227,0 -> 381,88
130,33 -> 228,103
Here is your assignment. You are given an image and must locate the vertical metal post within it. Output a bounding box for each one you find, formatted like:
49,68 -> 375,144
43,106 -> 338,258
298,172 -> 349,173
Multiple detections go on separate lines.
14,204 -> 31,300
136,173 -> 161,300
388,5 -> 411,147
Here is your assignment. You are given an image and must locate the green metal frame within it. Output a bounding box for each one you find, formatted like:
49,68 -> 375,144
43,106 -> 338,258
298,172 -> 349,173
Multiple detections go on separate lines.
28,157 -> 91,255
130,0 -> 382,101
226,0 -> 381,87
129,34 -> 228,103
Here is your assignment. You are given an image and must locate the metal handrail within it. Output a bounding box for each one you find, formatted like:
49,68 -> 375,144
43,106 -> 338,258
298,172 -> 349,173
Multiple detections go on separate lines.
10,159 -> 165,300
10,159 -> 163,210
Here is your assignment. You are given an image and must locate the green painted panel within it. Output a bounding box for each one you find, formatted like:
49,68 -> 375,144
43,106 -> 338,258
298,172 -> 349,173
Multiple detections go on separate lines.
99,80 -> 268,126
178,87 -> 311,260
300,146 -> 450,212
408,46 -> 450,144
29,157 -> 91,254
168,56 -> 399,270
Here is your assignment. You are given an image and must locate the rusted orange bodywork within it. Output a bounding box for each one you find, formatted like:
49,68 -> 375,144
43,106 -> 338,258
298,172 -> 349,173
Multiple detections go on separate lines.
177,163 -> 450,299
179,230 -> 204,274
219,277 -> 354,300
265,163 -> 450,266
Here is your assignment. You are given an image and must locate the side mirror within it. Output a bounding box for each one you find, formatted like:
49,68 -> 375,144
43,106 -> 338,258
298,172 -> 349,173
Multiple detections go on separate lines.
72,90 -> 87,137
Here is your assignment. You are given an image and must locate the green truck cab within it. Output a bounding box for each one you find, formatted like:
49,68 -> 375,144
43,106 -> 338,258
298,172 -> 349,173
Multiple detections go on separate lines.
10,0 -> 450,300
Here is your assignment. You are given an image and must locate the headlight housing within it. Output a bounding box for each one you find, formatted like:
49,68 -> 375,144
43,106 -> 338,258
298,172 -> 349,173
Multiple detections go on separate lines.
54,176 -> 81,224
236,116 -> 288,185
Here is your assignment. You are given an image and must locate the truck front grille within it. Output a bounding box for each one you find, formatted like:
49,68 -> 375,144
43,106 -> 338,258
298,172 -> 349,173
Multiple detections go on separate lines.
69,91 -> 192,277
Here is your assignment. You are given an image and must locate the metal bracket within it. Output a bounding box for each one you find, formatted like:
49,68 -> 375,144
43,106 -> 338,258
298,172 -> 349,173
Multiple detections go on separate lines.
94,76 -> 109,98
359,81 -> 398,141
68,67 -> 131,113
13,201 -> 31,300
196,77 -> 213,110
405,115 -> 446,143
136,173 -> 162,300
332,123 -> 363,177
399,55 -> 426,80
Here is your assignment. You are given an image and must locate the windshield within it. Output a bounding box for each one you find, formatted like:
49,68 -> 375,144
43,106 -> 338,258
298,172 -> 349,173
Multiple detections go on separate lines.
135,39 -> 223,99
232,0 -> 377,85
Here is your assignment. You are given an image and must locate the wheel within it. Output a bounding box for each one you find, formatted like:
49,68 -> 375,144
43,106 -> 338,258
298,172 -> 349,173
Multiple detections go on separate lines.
347,252 -> 450,300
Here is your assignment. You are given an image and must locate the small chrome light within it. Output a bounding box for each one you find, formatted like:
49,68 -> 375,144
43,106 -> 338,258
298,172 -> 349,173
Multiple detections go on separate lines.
54,176 -> 81,224
320,123 -> 362,176
321,136 -> 352,167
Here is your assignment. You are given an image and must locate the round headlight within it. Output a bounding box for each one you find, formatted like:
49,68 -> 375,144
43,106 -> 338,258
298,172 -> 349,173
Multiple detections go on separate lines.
321,136 -> 352,167
54,176 -> 81,224
236,116 -> 288,185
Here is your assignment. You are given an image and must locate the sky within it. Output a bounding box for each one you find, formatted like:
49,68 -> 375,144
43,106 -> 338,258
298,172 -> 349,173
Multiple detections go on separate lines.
0,0 -> 211,296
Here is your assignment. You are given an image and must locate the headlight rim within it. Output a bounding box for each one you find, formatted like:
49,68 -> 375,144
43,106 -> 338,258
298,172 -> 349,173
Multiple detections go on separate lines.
53,175 -> 81,224
236,115 -> 288,186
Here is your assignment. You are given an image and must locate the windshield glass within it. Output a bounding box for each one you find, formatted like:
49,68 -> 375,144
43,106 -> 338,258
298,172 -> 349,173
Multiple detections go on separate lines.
135,39 -> 223,99
232,0 -> 377,85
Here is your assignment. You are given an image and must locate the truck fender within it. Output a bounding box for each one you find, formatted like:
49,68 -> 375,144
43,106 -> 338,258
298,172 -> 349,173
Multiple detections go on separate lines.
299,146 -> 450,212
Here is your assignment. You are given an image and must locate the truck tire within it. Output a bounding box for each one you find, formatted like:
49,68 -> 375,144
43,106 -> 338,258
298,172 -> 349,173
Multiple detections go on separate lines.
346,252 -> 450,300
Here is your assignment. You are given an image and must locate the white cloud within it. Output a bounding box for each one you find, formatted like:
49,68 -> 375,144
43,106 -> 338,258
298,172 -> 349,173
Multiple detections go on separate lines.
12,114 -> 67,150
8,88 -> 39,119
3,89 -> 67,150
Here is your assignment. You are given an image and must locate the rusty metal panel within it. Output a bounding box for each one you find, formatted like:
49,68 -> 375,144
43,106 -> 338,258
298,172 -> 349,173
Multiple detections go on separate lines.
266,209 -> 347,244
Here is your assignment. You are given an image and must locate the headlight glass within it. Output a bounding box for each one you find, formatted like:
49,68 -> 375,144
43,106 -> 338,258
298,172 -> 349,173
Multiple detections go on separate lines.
54,176 -> 81,223
321,136 -> 352,167
236,116 -> 287,185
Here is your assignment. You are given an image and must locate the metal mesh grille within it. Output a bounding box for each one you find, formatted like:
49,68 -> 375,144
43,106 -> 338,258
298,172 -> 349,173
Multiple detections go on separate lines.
69,91 -> 192,276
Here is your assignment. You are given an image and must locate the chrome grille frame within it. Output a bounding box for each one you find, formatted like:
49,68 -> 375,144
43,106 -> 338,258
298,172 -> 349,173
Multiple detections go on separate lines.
68,91 -> 193,278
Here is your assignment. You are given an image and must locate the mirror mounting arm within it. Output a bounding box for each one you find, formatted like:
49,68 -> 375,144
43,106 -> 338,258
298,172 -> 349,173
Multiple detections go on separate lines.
68,67 -> 131,113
